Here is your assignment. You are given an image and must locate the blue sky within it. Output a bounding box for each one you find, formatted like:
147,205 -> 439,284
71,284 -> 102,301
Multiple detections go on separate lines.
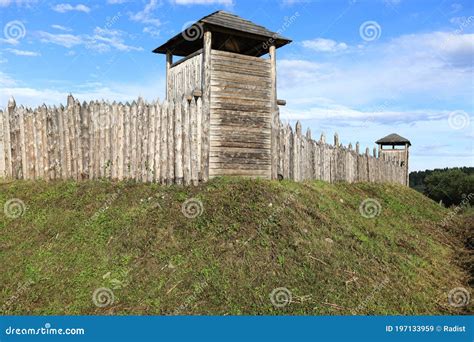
0,0 -> 472,171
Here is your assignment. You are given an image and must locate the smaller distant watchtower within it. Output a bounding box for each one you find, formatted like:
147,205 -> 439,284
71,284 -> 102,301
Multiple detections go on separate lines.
376,133 -> 411,185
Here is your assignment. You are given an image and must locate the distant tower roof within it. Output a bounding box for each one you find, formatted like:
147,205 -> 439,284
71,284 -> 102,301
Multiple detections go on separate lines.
152,10 -> 292,57
376,133 -> 411,146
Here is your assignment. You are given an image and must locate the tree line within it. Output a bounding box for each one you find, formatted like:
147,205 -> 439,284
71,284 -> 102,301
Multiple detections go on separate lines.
410,167 -> 474,206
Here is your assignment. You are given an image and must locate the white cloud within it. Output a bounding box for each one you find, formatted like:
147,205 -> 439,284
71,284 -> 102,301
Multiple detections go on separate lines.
129,0 -> 161,27
143,26 -> 160,37
172,0 -> 233,5
37,28 -> 143,52
383,0 -> 401,7
37,32 -> 83,48
5,48 -> 40,56
0,0 -> 37,7
90,27 -> 143,52
52,3 -> 90,13
0,74 -> 166,108
280,0 -> 309,5
0,38 -> 20,46
450,3 -> 462,14
301,38 -> 348,52
0,71 -> 16,87
282,31 -> 473,112
51,24 -> 72,32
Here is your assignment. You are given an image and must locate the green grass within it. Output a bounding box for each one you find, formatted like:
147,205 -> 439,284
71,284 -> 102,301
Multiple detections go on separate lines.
0,177 -> 471,315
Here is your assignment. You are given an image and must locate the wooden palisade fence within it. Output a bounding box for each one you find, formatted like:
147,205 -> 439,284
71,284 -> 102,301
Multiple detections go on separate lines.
272,117 -> 405,184
0,95 -> 204,185
0,95 -> 405,185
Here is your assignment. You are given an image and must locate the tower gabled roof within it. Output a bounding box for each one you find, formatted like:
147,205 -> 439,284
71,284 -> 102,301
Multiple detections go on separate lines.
376,133 -> 411,146
152,10 -> 292,57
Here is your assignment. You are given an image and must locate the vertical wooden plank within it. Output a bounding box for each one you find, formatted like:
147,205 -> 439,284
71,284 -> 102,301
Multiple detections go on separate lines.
182,98 -> 191,185
278,123 -> 284,179
44,107 -> 54,180
136,98 -> 144,181
201,30 -> 211,182
18,106 -> 26,179
271,108 -> 279,180
166,52 -> 173,100
25,109 -> 34,179
88,102 -> 95,179
196,97 -> 202,181
0,109 -> 4,178
130,101 -> 137,180
154,102 -> 161,182
66,96 -> 75,179
51,106 -> 60,180
80,102 -> 90,179
160,101 -> 168,184
147,102 -> 156,182
3,99 -> 14,178
174,97 -> 183,185
123,103 -> 131,179
95,101 -> 102,179
73,100 -> 82,180
167,100 -> 175,185
105,102 -> 113,179
294,121 -> 301,181
269,44 -> 278,180
190,98 -> 199,186
9,102 -> 19,179
37,105 -> 47,179
288,126 -> 294,180
116,103 -> 125,180
56,105 -> 65,179
98,101 -> 105,178
142,100 -> 150,182
114,103 -> 120,178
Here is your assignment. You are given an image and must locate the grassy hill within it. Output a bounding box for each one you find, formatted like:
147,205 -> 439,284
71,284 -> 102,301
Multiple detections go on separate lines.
0,178 -> 472,315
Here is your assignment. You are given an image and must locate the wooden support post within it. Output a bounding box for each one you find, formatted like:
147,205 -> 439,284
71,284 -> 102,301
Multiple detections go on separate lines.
269,44 -> 278,180
201,30 -> 211,182
166,52 -> 173,100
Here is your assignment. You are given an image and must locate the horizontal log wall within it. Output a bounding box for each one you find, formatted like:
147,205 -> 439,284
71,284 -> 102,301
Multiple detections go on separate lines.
0,96 -> 203,185
209,49 -> 272,178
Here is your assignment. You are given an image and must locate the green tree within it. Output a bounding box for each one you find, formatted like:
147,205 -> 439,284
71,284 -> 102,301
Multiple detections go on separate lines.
424,169 -> 474,206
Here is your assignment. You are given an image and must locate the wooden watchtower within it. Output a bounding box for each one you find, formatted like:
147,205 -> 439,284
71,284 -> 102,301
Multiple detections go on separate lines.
376,133 -> 411,185
153,11 -> 291,179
